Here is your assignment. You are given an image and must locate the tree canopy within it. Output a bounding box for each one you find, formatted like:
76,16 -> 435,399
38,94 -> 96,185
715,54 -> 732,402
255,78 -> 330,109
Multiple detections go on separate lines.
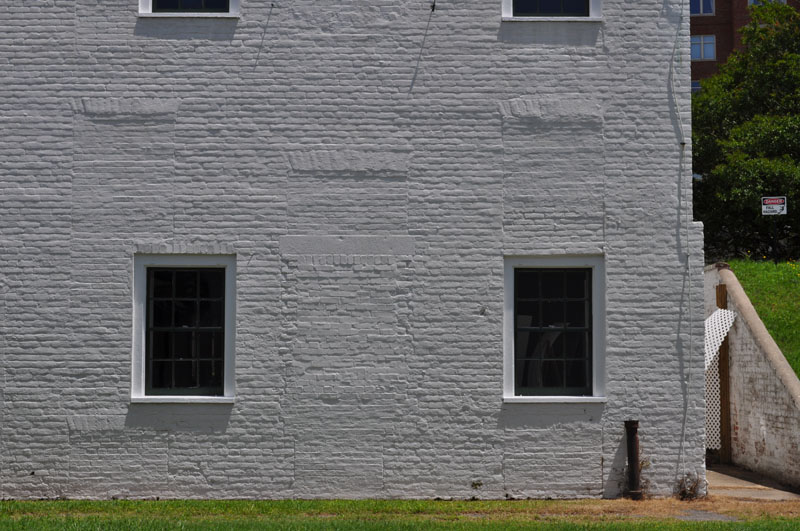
693,2 -> 800,260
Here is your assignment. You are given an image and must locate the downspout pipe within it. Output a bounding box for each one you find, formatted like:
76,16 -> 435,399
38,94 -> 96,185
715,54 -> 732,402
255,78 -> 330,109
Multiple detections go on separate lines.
625,420 -> 642,500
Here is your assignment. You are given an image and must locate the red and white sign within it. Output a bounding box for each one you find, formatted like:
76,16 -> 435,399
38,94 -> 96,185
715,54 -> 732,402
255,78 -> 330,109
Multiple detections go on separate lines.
762,196 -> 787,216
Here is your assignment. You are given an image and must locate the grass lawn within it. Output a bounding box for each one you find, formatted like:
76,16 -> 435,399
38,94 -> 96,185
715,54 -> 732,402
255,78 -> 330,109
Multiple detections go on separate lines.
2,498 -> 800,529
727,259 -> 800,378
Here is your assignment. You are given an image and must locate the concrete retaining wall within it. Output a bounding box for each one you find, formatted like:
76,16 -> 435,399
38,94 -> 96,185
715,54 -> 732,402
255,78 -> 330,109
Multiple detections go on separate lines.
705,265 -> 800,489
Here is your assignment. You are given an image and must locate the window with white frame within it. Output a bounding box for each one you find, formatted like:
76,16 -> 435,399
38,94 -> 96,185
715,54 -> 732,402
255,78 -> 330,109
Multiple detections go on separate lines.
139,0 -> 241,16
691,35 -> 716,61
132,254 -> 236,402
690,0 -> 714,15
749,1 -> 786,6
503,256 -> 605,402
502,0 -> 602,19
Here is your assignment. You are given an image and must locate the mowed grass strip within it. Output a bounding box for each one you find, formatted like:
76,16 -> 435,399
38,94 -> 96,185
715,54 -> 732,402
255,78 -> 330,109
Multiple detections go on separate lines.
2,498 -> 800,529
727,259 -> 800,378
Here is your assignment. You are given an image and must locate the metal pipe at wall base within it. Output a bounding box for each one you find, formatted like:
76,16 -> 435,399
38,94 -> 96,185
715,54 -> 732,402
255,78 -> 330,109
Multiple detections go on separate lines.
625,420 -> 642,500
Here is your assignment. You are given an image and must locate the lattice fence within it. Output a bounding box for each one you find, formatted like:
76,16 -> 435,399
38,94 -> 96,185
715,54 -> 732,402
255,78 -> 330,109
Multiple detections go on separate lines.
704,308 -> 736,450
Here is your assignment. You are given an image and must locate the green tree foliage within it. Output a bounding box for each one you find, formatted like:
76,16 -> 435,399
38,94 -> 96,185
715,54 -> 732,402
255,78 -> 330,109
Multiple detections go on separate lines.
693,2 -> 800,260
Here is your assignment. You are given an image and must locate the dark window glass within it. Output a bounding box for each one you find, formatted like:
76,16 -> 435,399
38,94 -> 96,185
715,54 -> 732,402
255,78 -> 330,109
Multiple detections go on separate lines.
513,0 -> 590,17
153,0 -> 230,12
514,268 -> 592,396
146,267 -> 225,396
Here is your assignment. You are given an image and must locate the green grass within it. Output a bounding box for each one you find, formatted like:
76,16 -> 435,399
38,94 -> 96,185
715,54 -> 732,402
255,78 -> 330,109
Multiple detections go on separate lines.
1,500 -> 799,530
727,259 -> 800,378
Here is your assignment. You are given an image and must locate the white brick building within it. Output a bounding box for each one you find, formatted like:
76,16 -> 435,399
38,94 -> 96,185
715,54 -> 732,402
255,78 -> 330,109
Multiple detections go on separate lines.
0,0 -> 705,499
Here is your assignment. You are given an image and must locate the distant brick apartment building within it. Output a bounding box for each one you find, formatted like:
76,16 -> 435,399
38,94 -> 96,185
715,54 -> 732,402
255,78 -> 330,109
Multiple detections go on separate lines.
691,0 -> 800,90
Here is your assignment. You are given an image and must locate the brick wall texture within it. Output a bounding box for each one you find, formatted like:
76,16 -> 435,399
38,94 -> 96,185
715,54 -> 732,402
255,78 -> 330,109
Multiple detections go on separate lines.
0,1 -> 705,499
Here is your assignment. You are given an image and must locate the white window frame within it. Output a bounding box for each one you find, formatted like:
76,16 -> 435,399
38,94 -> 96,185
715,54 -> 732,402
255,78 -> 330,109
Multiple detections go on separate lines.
691,35 -> 716,61
690,0 -> 715,16
501,0 -> 603,21
139,0 -> 241,18
132,254 -> 236,404
503,255 -> 606,403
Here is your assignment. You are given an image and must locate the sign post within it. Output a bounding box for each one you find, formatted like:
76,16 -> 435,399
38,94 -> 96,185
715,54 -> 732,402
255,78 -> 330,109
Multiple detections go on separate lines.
761,196 -> 787,263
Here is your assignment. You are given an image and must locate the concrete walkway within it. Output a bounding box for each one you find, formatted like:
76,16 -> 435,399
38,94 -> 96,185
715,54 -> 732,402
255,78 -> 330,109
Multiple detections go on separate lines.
707,465 -> 800,500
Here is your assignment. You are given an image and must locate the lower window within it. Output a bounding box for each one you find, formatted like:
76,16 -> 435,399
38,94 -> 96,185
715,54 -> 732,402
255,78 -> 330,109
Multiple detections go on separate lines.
133,254 -> 236,401
513,0 -> 590,17
153,0 -> 230,12
504,256 -> 605,400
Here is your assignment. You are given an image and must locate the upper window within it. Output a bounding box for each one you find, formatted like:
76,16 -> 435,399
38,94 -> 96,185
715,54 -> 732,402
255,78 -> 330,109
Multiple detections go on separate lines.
690,0 -> 714,15
503,256 -> 605,402
139,0 -> 240,16
691,35 -> 716,61
502,0 -> 602,19
132,255 -> 236,403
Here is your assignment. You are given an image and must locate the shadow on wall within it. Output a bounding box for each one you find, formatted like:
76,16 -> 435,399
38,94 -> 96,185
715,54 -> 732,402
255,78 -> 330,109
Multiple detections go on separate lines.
125,404 -> 233,433
603,433 -> 628,498
496,22 -> 601,46
498,403 -> 604,429
134,19 -> 238,41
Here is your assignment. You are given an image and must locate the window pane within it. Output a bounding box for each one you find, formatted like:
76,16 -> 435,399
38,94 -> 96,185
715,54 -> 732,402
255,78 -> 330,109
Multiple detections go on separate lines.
515,301 -> 540,328
703,0 -> 713,13
199,269 -> 224,298
182,0 -> 203,9
152,362 -> 172,388
152,270 -> 172,298
564,332 -> 587,359
566,360 -> 588,388
174,300 -> 197,327
154,0 -> 180,10
152,331 -> 171,359
199,300 -> 223,327
197,331 -> 222,358
175,270 -> 197,298
515,270 -> 539,299
563,0 -> 589,15
541,301 -> 565,327
541,271 -> 564,298
565,270 -> 587,298
516,359 -> 541,388
205,0 -> 230,11
152,301 -> 172,327
541,360 -> 564,387
198,360 -> 223,388
173,361 -> 196,388
513,0 -> 539,16
703,39 -> 715,60
690,0 -> 700,14
173,331 -> 193,359
691,40 -> 701,60
539,0 -> 562,15
565,301 -> 587,327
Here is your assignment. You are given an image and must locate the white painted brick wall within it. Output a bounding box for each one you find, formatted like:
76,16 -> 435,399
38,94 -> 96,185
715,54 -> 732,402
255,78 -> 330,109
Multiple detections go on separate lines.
0,0 -> 705,499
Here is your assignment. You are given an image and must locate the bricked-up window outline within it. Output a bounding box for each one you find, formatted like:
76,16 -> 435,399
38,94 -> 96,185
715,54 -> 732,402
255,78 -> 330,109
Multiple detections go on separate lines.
690,0 -> 714,16
132,254 -> 236,403
503,256 -> 606,403
501,0 -> 602,19
138,0 -> 240,17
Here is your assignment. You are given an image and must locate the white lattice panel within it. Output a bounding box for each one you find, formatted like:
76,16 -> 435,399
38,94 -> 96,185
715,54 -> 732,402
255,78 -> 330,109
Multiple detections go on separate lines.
704,308 -> 736,450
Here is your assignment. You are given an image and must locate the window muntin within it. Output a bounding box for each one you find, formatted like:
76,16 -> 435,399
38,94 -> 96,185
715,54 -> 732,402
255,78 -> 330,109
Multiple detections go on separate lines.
513,0 -> 589,17
691,35 -> 716,60
153,0 -> 229,12
146,268 -> 225,396
690,0 -> 714,15
514,268 -> 592,396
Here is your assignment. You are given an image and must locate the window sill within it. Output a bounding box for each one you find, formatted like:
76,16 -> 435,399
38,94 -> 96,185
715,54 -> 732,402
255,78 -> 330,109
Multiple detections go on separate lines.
138,12 -> 240,19
503,396 -> 607,404
131,396 -> 235,404
501,17 -> 603,22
